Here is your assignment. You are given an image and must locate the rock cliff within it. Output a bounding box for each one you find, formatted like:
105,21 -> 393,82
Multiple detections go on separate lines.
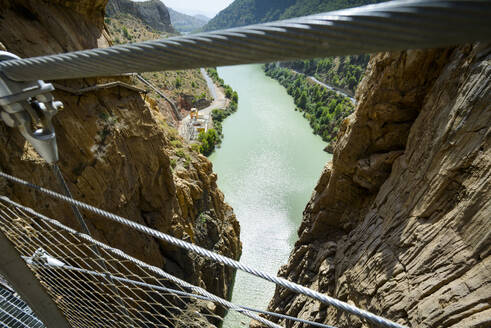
106,0 -> 174,33
0,0 -> 240,320
254,44 -> 490,327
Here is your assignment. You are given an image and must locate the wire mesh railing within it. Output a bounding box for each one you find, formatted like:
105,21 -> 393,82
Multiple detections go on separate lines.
0,198 -> 228,328
0,171 -> 408,328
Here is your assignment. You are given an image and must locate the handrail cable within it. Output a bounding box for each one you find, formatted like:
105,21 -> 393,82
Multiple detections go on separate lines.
134,74 -> 182,120
0,171 -> 408,328
25,260 -> 337,328
50,164 -> 135,326
0,0 -> 489,82
0,196 -> 283,328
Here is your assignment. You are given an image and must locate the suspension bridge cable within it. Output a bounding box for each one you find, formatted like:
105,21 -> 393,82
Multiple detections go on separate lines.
0,171 -> 408,328
0,0 -> 489,82
25,259 -> 338,328
0,196 -> 283,328
50,164 -> 135,326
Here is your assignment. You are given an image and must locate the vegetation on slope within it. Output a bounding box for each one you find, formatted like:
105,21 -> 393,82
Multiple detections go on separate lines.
195,68 -> 239,156
282,54 -> 370,95
203,0 -> 386,31
105,13 -> 211,163
207,68 -> 239,137
264,63 -> 354,151
105,0 -> 175,33
105,14 -> 211,110
105,13 -> 171,43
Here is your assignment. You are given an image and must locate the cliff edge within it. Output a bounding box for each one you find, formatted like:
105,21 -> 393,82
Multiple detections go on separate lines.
255,44 -> 490,327
0,0 -> 240,319
106,0 -> 174,33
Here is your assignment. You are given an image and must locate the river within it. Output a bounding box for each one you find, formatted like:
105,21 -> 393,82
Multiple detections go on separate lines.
209,64 -> 331,328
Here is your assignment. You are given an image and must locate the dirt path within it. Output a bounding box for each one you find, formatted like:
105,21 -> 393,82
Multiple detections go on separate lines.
199,68 -> 228,115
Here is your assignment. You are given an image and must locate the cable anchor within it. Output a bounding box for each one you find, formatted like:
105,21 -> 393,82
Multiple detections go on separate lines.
0,51 -> 62,164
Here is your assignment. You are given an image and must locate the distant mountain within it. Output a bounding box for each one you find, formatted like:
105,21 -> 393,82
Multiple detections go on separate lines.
168,8 -> 209,33
203,0 -> 386,31
106,0 -> 174,33
193,14 -> 211,22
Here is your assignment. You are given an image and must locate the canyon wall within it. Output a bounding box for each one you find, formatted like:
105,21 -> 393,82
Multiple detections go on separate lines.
255,44 -> 490,327
105,0 -> 174,33
0,0 -> 240,318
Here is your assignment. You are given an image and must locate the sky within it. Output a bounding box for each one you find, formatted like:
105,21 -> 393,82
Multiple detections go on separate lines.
132,0 -> 234,18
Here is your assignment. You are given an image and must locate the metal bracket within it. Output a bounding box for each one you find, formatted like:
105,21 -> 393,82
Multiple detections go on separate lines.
0,51 -> 61,164
25,248 -> 66,268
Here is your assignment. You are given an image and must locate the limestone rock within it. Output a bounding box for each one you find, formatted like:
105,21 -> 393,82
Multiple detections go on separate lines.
0,0 -> 240,321
255,44 -> 490,327
105,0 -> 174,33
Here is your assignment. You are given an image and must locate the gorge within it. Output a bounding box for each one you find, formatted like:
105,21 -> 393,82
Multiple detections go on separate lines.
0,1 -> 489,328
209,64 -> 330,327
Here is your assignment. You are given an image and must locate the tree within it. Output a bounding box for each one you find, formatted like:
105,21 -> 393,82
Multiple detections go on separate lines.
298,91 -> 308,109
198,129 -> 219,156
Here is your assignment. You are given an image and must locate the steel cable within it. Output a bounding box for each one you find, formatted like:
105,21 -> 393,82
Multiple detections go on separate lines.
26,261 -> 337,328
0,0 -> 489,82
0,171 -> 408,328
0,197 -> 282,328
50,164 -> 135,326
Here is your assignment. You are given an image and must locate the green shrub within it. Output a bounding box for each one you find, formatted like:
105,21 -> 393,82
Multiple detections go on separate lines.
264,63 -> 354,147
175,148 -> 186,158
121,26 -> 130,39
198,129 -> 219,156
190,143 -> 201,153
170,140 -> 183,148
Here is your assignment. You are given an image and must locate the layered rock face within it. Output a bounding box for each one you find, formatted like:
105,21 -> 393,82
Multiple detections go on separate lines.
106,0 -> 174,33
0,0 -> 240,315
255,44 -> 490,327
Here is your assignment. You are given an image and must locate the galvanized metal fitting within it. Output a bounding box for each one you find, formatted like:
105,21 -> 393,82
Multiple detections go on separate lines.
0,51 -> 61,164
26,248 -> 65,268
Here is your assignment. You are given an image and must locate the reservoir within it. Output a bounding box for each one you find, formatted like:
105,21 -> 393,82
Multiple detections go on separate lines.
209,64 -> 331,327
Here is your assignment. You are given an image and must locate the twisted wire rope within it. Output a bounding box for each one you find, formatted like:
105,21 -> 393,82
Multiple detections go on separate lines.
0,196 -> 283,328
0,171 -> 407,328
26,261 -> 337,328
0,0 -> 489,81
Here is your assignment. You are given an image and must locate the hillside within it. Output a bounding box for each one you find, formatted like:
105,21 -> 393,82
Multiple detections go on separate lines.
106,0 -> 174,33
203,0 -> 385,152
280,54 -> 370,95
203,0 -> 386,31
253,44 -> 491,328
169,7 -> 209,33
104,12 -> 212,121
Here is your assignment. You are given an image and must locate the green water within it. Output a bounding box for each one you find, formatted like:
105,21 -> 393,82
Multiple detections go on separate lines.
209,65 -> 331,327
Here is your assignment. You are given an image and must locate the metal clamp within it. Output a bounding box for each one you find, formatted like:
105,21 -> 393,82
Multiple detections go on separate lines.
0,51 -> 61,164
25,248 -> 66,268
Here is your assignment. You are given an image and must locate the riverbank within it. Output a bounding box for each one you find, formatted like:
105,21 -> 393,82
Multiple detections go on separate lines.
307,76 -> 356,104
177,68 -> 239,156
177,69 -> 229,151
263,63 -> 355,153
204,68 -> 239,150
